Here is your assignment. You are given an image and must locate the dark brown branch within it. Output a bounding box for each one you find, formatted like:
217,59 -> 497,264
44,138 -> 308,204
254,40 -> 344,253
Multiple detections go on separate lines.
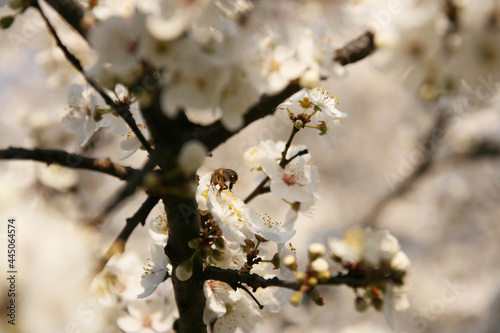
40,0 -> 91,37
90,150 -> 161,225
280,127 -> 300,168
0,147 -> 138,180
163,194 -> 206,333
203,266 -> 400,292
34,1 -> 153,155
193,31 -> 377,152
334,31 -> 376,66
96,195 -> 161,272
244,176 -> 270,204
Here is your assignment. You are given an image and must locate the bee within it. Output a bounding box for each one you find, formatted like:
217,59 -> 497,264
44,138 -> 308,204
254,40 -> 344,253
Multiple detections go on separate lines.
211,168 -> 238,195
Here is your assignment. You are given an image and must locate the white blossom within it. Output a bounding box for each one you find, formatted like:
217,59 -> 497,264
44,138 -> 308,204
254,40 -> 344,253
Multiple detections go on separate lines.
316,110 -> 347,149
138,244 -> 170,299
62,84 -> 109,146
117,299 -> 174,333
246,209 -> 296,243
261,156 -> 319,203
88,10 -> 148,79
207,190 -> 250,246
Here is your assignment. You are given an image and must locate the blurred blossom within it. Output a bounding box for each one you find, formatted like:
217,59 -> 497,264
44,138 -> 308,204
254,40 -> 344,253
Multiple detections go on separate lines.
117,299 -> 175,333
62,84 -> 109,146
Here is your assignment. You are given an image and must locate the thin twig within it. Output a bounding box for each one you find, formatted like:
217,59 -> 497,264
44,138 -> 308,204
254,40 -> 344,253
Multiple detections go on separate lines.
96,195 -> 161,273
34,1 -> 153,155
244,148 -> 309,204
0,147 -> 138,180
89,150 -> 161,226
244,176 -> 270,204
279,127 -> 300,168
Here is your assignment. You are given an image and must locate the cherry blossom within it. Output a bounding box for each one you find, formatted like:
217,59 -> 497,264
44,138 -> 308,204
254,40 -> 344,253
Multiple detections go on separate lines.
138,244 -> 170,299
117,299 -> 174,333
261,156 -> 319,203
61,84 -> 109,146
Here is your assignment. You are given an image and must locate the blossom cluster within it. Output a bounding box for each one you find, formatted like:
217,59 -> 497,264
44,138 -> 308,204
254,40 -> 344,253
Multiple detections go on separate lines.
61,83 -> 150,158
328,228 -> 410,329
370,0 -> 500,102
71,0 -> 339,132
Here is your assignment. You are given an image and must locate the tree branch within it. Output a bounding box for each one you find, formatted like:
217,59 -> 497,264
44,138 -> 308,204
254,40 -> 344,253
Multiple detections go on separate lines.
96,195 -> 161,273
334,31 -> 376,66
89,150 -> 161,225
40,0 -> 92,37
34,1 -> 153,155
0,147 -> 138,180
244,177 -> 270,204
203,266 -> 401,292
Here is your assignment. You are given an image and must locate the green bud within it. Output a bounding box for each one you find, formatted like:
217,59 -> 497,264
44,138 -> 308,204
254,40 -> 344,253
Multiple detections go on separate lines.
355,296 -> 369,312
188,238 -> 199,250
175,260 -> 193,281
212,249 -> 225,262
307,276 -> 318,287
290,291 -> 303,307
294,119 -> 304,129
295,271 -> 306,282
215,237 -> 225,250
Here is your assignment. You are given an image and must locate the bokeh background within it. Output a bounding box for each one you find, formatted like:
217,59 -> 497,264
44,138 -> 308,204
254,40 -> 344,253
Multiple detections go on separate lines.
1,1 -> 500,333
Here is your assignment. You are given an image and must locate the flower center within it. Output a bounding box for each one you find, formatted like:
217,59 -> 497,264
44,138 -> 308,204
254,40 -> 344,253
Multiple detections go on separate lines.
142,315 -> 152,328
282,172 -> 297,186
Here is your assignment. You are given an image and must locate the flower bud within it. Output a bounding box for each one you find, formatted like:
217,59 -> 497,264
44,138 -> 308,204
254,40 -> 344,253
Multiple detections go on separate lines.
355,296 -> 369,312
188,238 -> 199,250
283,254 -> 298,271
308,243 -> 326,260
178,140 -> 207,176
271,253 -> 280,269
299,69 -> 320,89
308,290 -> 325,306
295,271 -> 306,282
175,260 -> 193,281
391,251 -> 410,270
313,296 -> 325,306
307,276 -> 318,287
318,270 -> 331,282
212,249 -> 225,262
294,119 -> 304,129
310,258 -> 329,274
215,237 -> 225,250
290,291 -> 303,307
